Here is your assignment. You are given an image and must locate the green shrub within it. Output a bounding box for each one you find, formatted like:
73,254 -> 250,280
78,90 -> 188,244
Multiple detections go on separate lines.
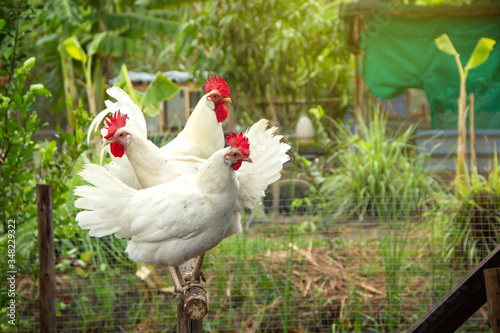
319,112 -> 442,220
435,155 -> 500,264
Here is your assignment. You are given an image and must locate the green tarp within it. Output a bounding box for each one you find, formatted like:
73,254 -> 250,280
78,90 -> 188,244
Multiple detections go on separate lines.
362,15 -> 500,129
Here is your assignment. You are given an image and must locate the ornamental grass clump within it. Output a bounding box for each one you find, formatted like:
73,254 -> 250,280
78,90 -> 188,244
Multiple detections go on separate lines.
320,112 -> 442,220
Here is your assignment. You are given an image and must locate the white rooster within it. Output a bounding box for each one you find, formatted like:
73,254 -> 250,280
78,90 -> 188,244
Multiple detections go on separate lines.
75,133 -> 252,292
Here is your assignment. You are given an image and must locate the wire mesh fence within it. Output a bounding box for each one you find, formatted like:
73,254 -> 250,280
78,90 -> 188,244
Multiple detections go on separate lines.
2,194 -> 498,332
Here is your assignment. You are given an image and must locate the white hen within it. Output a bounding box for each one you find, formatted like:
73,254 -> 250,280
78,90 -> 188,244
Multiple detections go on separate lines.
87,76 -> 231,188
75,134 -> 252,291
101,110 -> 203,189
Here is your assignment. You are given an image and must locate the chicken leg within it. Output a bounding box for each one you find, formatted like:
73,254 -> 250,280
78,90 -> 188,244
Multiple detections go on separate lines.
169,266 -> 187,294
192,253 -> 205,282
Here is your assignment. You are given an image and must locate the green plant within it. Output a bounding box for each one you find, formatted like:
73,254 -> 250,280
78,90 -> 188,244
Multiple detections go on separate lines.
435,34 -> 499,264
112,63 -> 180,117
0,57 -> 48,231
37,101 -> 92,245
434,152 -> 500,264
434,33 -> 496,182
178,0 -> 351,123
0,0 -> 52,233
318,111 -> 441,220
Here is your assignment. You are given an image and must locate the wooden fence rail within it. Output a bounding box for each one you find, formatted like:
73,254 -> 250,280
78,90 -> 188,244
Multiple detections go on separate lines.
408,244 -> 500,332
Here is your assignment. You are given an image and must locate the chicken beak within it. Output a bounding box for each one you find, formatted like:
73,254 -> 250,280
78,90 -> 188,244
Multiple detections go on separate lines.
223,97 -> 232,104
243,156 -> 252,163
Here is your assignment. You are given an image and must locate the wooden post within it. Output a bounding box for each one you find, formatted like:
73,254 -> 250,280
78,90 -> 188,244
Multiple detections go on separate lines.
36,184 -> 57,333
484,268 -> 500,332
176,259 -> 208,333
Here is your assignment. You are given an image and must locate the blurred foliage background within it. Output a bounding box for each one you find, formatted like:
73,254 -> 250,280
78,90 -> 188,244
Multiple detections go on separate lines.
1,0 -> 500,331
3,0 -> 497,128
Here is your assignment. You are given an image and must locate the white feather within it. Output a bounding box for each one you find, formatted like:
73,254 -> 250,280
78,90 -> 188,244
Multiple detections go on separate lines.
160,94 -> 224,159
87,87 -> 147,143
236,119 -> 291,209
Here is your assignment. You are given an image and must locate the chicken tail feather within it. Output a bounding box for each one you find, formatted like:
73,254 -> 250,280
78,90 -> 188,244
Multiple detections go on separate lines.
236,119 -> 291,209
75,164 -> 135,238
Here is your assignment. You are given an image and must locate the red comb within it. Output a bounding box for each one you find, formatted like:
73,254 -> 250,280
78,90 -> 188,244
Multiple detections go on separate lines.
104,110 -> 127,139
203,75 -> 230,97
226,132 -> 250,156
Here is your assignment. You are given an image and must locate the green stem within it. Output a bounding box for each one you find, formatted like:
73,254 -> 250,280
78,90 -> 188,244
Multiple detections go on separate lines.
456,66 -> 469,188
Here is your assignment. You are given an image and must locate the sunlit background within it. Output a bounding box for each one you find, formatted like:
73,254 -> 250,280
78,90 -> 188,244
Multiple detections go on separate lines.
2,0 -> 500,331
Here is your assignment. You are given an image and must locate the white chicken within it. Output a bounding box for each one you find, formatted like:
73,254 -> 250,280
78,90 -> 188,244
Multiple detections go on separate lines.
79,77 -> 290,291
102,109 -> 289,203
75,133 -> 252,292
160,75 -> 231,158
101,110 -> 203,189
87,76 -> 231,188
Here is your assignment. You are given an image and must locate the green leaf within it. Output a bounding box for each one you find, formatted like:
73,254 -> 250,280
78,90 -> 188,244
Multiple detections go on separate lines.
63,36 -> 88,63
87,32 -> 107,57
465,37 -> 496,71
80,251 -> 91,261
434,33 -> 459,57
29,83 -> 52,96
64,132 -> 75,145
140,72 -> 180,106
308,106 -> 324,120
115,63 -> 139,104
22,57 -> 35,70
0,19 -> 5,31
143,104 -> 160,117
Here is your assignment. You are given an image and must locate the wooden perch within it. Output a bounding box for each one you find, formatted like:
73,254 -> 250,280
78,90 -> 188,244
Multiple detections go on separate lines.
183,283 -> 207,320
176,259 -> 208,332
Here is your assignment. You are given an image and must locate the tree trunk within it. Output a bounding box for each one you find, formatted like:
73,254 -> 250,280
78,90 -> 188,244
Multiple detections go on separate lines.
85,83 -> 97,116
58,46 -> 78,132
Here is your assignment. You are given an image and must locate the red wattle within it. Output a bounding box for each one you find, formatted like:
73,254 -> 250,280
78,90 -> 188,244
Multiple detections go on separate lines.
232,162 -> 242,170
215,102 -> 229,122
110,143 -> 125,158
